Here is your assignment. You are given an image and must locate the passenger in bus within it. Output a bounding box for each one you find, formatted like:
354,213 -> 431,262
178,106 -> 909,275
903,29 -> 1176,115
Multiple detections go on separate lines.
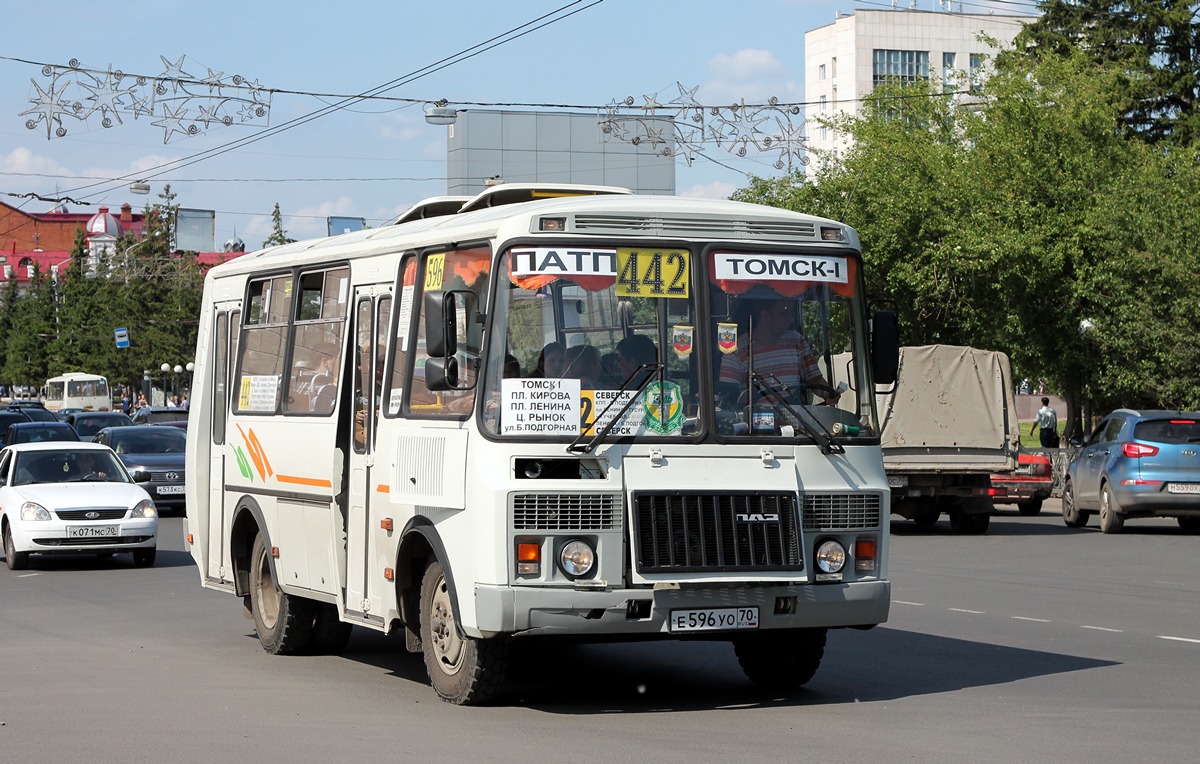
718,299 -> 839,406
563,345 -> 604,389
616,334 -> 658,382
529,342 -> 564,378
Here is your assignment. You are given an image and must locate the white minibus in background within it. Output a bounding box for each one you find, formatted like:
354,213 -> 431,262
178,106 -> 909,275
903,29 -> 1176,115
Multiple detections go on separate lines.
42,372 -> 111,412
184,184 -> 900,704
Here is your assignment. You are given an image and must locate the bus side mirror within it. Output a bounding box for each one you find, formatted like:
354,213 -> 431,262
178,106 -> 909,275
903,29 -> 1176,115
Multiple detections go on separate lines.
424,357 -> 460,391
871,310 -> 899,386
424,292 -> 458,358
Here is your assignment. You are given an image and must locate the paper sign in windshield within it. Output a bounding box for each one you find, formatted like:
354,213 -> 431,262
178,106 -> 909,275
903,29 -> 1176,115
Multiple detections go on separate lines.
713,253 -> 848,283
238,375 -> 279,412
582,389 -> 645,436
501,378 -> 581,435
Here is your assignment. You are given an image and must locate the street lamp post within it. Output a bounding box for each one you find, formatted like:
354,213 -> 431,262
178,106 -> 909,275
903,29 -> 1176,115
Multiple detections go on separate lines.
160,363 -> 171,405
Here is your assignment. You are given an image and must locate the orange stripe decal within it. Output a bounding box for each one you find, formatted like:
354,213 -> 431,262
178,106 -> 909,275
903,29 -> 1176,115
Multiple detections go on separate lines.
276,474 -> 334,488
375,484 -> 390,494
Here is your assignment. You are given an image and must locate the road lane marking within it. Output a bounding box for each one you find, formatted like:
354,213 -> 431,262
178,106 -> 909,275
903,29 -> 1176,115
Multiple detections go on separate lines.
948,608 -> 986,614
1012,616 -> 1051,622
894,600 -> 925,606
1158,636 -> 1200,645
1081,625 -> 1123,632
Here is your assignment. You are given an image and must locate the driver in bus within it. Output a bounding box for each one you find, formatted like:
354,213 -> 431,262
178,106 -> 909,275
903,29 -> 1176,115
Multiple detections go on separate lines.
718,298 -> 840,406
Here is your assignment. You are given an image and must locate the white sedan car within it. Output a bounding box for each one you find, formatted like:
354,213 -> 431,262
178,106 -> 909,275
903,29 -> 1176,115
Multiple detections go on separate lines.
1,442 -> 157,571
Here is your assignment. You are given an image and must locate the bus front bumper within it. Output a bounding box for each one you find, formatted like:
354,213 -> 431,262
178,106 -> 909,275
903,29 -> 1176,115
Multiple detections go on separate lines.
470,579 -> 890,638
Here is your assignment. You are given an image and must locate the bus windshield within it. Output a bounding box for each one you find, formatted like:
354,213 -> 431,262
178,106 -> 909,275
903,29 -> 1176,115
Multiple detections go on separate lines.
481,243 -> 878,443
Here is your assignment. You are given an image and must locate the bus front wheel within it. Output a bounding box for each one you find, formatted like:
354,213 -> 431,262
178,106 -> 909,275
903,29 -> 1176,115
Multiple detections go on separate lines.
250,533 -> 314,654
733,627 -> 827,691
419,558 -> 507,705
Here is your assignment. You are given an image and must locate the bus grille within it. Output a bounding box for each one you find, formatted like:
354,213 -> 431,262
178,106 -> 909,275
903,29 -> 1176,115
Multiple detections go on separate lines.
632,491 -> 801,573
801,493 -> 883,531
571,214 -> 818,243
512,493 -> 619,530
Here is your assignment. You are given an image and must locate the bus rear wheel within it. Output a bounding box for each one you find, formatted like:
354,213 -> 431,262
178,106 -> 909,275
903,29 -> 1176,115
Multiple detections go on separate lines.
733,627 -> 827,691
250,533 -> 314,654
419,558 -> 507,705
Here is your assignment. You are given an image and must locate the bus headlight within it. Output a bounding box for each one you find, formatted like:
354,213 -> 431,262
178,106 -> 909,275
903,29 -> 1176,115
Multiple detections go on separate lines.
815,540 -> 846,574
558,540 -> 595,578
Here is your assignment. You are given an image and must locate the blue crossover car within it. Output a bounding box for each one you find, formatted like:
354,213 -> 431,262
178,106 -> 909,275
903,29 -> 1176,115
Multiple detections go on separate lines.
1063,409 -> 1200,534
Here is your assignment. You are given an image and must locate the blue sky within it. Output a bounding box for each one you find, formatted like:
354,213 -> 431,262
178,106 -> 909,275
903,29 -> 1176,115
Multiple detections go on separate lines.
1,0 -> 1034,246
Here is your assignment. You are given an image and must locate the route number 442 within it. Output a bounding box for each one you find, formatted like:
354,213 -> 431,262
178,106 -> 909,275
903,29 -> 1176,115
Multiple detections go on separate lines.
616,249 -> 689,299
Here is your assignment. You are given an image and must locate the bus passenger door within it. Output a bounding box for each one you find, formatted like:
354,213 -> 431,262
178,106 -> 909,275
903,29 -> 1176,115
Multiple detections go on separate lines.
207,308 -> 238,583
345,290 -> 388,619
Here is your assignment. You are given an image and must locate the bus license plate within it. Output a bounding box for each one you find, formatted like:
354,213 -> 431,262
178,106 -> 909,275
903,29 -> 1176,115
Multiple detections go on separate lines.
669,607 -> 758,633
157,485 -> 185,495
67,525 -> 118,538
887,475 -> 908,488
1167,483 -> 1200,494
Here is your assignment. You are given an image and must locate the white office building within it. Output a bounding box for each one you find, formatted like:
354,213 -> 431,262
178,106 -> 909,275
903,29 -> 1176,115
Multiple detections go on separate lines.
804,9 -> 1034,167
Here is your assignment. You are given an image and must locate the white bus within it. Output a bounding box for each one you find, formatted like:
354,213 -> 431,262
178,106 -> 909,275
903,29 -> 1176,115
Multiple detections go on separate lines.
42,372 -> 111,412
185,184 -> 900,704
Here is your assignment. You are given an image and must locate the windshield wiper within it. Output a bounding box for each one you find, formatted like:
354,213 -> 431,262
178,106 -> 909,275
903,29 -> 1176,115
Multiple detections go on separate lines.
749,372 -> 843,455
567,362 -> 664,454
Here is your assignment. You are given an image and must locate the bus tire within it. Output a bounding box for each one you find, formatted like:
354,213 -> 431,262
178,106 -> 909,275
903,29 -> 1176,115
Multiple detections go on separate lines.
250,533 -> 315,655
4,524 -> 29,571
733,627 -> 827,690
308,603 -> 353,655
419,558 -> 507,705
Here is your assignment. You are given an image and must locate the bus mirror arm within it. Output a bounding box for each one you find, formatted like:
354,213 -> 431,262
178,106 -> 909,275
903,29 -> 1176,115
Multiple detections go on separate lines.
567,363 -> 664,454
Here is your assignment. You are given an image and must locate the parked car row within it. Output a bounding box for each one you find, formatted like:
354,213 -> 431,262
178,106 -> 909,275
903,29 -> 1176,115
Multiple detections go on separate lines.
0,404 -> 191,571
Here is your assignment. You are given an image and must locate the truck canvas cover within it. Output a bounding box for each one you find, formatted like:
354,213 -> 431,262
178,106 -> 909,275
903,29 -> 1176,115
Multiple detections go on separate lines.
878,345 -> 1019,473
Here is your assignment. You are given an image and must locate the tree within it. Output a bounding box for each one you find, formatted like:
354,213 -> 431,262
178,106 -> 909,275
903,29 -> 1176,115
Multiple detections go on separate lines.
263,203 -> 291,247
734,49 -> 1200,432
1012,1 -> 1200,145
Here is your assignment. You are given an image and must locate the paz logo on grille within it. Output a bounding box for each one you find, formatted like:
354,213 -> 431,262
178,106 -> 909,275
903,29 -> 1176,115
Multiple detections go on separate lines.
736,512 -> 779,522
85,511 -> 100,519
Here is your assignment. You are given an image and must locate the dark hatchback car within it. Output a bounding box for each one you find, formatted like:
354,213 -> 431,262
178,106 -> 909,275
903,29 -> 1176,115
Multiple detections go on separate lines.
4,421 -> 81,445
64,410 -> 135,438
91,425 -> 186,512
1063,409 -> 1200,534
0,411 -> 31,445
2,404 -> 58,423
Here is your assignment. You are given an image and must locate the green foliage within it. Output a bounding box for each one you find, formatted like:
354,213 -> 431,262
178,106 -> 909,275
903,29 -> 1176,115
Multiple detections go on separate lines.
2,184 -> 205,396
1012,1 -> 1200,146
733,47 -> 1200,430
263,203 -> 290,248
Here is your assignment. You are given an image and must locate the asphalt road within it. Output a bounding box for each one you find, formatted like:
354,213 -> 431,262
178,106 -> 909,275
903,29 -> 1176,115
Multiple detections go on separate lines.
2,500 -> 1197,763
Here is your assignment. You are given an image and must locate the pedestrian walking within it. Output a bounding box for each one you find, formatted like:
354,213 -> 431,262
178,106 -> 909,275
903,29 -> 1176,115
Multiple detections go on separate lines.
1031,396 -> 1059,448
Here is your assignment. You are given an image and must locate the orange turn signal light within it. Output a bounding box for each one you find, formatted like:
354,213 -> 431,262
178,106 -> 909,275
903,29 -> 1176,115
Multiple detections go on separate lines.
380,518 -> 394,532
517,542 -> 541,562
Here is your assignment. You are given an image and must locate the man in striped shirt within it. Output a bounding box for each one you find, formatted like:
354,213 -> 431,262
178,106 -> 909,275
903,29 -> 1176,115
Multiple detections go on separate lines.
719,299 -> 839,405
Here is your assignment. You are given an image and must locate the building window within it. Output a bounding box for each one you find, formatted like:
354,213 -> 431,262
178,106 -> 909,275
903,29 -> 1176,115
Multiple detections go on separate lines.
969,53 -> 985,93
942,52 -> 957,91
819,63 -> 827,80
819,95 -> 827,112
872,49 -> 929,85
831,57 -> 837,78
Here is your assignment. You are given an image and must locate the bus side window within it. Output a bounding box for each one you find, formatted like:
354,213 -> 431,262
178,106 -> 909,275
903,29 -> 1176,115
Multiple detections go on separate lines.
285,267 -> 349,416
409,247 -> 490,417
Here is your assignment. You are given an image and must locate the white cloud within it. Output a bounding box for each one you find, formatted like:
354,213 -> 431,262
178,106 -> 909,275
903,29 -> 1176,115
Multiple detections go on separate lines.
0,146 -> 71,175
700,49 -> 802,105
679,180 -> 738,200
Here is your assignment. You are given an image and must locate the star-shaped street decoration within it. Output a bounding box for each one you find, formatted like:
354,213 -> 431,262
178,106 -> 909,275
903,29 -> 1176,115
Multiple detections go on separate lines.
152,100 -> 192,143
157,55 -> 192,93
200,67 -> 225,94
20,78 -> 70,138
78,71 -> 136,126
